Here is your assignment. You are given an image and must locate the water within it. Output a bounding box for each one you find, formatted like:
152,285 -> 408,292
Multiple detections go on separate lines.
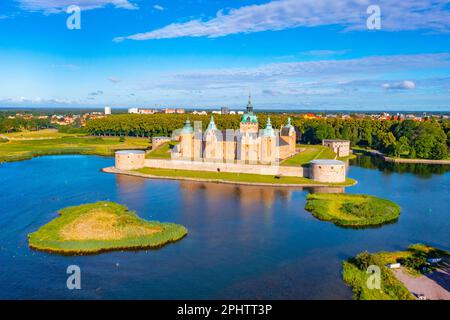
0,155 -> 448,299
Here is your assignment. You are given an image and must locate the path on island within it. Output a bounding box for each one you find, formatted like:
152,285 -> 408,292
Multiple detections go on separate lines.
393,264 -> 450,300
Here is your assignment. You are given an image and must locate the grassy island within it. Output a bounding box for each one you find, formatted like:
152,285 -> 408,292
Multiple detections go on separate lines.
133,167 -> 356,187
342,244 -> 449,300
305,193 -> 401,227
28,201 -> 187,254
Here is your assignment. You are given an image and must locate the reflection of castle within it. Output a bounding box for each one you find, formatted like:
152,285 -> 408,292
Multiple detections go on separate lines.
175,96 -> 296,164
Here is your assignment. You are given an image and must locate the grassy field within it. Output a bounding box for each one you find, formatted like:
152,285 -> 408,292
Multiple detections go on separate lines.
281,144 -> 337,166
135,167 -> 356,186
28,201 -> 187,254
305,193 -> 401,227
342,244 -> 449,300
0,130 -> 150,162
146,141 -> 177,159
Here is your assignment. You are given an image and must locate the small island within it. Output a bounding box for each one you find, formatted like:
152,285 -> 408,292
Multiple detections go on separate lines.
28,201 -> 187,254
304,193 -> 401,227
343,244 -> 450,300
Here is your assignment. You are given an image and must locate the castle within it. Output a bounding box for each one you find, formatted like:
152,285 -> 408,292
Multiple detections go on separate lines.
174,96 -> 296,164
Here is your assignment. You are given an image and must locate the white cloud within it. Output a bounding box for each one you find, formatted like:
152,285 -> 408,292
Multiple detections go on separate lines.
382,80 -> 416,90
108,77 -> 121,83
89,90 -> 104,96
114,0 -> 450,42
153,4 -> 164,11
18,0 -> 138,14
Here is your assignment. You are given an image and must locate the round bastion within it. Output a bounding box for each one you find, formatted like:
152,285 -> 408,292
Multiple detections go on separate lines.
308,159 -> 346,183
115,150 -> 146,170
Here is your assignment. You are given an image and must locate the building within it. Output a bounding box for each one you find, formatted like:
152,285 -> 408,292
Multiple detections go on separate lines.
308,159 -> 346,183
128,108 -> 139,114
174,96 -> 296,164
221,107 -> 230,115
152,136 -> 171,150
115,150 -> 146,170
322,139 -> 350,157
104,106 -> 112,115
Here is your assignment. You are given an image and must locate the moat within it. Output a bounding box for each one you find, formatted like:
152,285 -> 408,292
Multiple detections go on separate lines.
0,155 -> 449,299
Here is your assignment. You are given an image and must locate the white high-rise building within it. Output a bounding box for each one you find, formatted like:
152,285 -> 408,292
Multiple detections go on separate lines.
104,106 -> 112,115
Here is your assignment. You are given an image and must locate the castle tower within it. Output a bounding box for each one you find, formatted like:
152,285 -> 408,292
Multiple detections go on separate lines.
239,95 -> 259,134
203,116 -> 223,162
260,117 -> 278,164
279,117 -> 296,158
179,118 -> 194,160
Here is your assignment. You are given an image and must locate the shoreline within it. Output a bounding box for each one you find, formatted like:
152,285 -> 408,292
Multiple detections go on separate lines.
102,166 -> 357,188
354,148 -> 450,165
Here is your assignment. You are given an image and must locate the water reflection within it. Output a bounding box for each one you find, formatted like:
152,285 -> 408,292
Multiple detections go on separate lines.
350,155 -> 450,178
179,181 -> 294,209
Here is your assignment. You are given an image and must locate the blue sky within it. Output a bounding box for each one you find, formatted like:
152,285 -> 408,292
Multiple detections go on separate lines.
0,0 -> 450,111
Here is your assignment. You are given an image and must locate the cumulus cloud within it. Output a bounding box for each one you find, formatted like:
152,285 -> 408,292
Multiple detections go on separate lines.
108,77 -> 121,83
0,97 -> 75,105
89,90 -> 104,96
153,4 -> 164,11
382,80 -> 416,90
114,0 -> 450,42
17,0 -> 138,14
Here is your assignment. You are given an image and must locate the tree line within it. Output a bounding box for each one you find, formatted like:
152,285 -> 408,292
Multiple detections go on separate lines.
0,116 -> 54,133
85,114 -> 450,160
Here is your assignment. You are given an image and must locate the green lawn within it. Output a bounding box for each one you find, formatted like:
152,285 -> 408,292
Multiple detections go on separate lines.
342,244 -> 449,300
0,131 -> 150,162
28,201 -> 187,254
135,167 -> 356,186
146,141 -> 178,159
305,193 -> 401,227
281,144 -> 337,166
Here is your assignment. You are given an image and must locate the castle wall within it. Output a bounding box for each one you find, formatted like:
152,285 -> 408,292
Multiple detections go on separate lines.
144,159 -> 305,177
151,137 -> 170,150
322,140 -> 350,157
308,161 -> 346,183
115,151 -> 146,170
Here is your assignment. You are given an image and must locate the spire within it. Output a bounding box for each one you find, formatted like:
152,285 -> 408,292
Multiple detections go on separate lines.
262,115 -> 275,137
266,116 -> 272,129
246,93 -> 253,113
284,117 -> 293,128
206,115 -> 217,131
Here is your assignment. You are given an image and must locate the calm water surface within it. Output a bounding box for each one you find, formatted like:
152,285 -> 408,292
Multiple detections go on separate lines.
0,155 -> 448,299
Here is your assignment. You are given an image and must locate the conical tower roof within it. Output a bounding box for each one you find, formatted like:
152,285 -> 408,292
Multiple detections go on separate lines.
206,116 -> 218,131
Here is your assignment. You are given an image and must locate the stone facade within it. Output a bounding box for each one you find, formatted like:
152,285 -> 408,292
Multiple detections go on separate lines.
115,150 -> 146,170
308,159 -> 346,183
322,139 -> 350,157
175,97 -> 296,164
145,159 -> 305,177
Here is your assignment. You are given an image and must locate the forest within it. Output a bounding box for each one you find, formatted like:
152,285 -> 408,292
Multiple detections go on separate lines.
84,114 -> 450,160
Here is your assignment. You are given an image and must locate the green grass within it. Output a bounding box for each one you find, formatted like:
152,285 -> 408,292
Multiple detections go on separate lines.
0,131 -> 150,162
281,144 -> 337,166
28,201 -> 187,255
342,244 -> 449,300
305,193 -> 401,227
135,167 -> 356,186
146,141 -> 178,159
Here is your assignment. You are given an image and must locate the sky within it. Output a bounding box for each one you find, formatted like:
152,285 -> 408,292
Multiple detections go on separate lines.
0,0 -> 450,111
